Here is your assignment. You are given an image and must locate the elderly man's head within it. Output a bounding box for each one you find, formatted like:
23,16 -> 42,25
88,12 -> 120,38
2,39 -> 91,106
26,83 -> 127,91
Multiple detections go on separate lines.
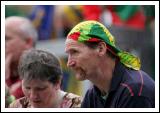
5,16 -> 38,63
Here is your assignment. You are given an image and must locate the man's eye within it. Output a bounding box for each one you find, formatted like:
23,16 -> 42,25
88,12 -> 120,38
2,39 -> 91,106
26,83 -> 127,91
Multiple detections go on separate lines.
71,50 -> 78,54
25,87 -> 31,90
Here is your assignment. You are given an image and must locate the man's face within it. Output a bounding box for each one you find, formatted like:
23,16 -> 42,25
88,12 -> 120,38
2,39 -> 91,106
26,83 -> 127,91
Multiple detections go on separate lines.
22,79 -> 59,108
5,24 -> 28,63
65,39 -> 99,81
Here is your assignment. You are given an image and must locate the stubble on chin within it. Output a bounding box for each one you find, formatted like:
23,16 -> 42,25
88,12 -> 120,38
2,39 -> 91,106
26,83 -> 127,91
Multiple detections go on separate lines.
75,69 -> 86,81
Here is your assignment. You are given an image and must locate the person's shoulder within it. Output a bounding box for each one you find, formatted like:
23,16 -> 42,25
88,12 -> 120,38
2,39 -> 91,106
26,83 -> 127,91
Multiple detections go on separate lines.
122,68 -> 152,84
61,92 -> 83,108
66,92 -> 83,108
85,85 -> 94,94
9,97 -> 30,108
120,69 -> 155,97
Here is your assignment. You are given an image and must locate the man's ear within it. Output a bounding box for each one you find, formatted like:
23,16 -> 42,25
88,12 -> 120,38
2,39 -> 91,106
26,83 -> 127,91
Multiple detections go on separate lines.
25,38 -> 34,48
97,42 -> 107,56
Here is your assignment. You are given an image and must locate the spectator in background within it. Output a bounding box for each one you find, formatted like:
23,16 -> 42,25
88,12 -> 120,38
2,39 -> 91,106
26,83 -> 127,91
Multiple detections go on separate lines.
65,20 -> 155,107
9,49 -> 82,108
5,16 -> 38,99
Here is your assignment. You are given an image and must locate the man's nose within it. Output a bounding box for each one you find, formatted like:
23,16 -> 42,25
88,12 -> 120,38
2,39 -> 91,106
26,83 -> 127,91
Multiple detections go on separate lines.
67,57 -> 76,67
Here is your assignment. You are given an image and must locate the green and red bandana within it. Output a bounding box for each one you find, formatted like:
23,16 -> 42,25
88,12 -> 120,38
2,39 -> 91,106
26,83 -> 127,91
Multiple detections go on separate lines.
66,20 -> 141,70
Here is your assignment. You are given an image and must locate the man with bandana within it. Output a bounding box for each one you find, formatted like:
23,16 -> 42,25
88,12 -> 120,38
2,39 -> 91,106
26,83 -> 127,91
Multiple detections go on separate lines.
65,20 -> 155,108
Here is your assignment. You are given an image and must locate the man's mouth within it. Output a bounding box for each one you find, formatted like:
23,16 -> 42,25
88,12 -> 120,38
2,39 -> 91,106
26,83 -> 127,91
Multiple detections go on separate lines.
32,100 -> 41,103
73,68 -> 82,74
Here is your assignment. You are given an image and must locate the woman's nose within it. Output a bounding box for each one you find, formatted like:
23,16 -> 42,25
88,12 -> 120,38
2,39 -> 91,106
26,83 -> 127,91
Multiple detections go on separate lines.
30,90 -> 38,99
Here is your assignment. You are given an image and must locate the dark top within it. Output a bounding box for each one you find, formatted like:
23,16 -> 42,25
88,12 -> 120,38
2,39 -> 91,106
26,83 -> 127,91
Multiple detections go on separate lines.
81,62 -> 155,108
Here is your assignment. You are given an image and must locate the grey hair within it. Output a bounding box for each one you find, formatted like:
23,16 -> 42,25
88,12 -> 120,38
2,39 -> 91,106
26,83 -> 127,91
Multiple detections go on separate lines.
5,16 -> 38,45
18,49 -> 63,85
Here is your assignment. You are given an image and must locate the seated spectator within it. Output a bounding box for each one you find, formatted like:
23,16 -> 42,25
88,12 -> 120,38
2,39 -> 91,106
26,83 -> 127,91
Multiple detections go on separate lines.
9,49 -> 82,108
5,16 -> 38,99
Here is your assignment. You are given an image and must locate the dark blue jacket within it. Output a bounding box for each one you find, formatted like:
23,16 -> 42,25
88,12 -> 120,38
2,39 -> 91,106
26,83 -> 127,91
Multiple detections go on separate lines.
81,62 -> 155,108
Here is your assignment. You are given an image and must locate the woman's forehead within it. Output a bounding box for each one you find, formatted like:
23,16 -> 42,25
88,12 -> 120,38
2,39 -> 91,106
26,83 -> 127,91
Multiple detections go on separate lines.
22,79 -> 50,86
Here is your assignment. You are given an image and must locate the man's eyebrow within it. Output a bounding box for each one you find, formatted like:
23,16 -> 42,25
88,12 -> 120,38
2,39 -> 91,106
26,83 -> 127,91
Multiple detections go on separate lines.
66,46 -> 80,54
65,48 -> 75,53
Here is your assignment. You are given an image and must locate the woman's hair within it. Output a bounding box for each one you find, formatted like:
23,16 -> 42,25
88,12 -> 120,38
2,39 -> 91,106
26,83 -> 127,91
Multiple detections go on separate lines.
18,49 -> 63,85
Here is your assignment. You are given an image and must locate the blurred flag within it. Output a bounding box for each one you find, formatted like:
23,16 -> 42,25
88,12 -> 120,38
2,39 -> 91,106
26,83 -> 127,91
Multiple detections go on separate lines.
105,5 -> 146,30
29,5 -> 54,40
82,5 -> 102,21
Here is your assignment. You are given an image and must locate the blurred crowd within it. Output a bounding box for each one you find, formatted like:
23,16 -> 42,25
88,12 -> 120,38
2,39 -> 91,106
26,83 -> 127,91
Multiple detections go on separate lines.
6,5 -> 155,40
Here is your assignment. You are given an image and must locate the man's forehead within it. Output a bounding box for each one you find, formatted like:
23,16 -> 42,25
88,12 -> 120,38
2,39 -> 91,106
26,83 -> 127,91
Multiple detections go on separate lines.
5,25 -> 24,39
65,39 -> 84,51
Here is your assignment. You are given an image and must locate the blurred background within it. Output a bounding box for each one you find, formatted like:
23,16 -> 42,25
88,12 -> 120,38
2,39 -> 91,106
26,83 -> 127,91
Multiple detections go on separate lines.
5,5 -> 155,96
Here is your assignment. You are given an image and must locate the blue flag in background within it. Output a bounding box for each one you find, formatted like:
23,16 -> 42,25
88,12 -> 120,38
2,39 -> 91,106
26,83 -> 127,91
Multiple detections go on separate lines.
29,5 -> 54,40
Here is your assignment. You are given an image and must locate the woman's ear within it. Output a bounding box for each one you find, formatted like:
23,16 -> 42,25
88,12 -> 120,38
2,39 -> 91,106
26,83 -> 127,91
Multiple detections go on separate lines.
55,80 -> 61,90
97,42 -> 107,56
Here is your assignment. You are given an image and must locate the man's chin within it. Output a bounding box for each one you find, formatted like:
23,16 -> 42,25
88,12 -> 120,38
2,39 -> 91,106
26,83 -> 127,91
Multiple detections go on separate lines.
75,73 -> 86,81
